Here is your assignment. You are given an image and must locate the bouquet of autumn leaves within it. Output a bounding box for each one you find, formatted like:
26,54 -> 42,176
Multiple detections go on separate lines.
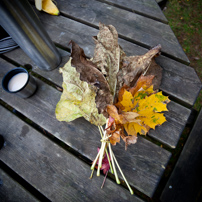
55,23 -> 170,194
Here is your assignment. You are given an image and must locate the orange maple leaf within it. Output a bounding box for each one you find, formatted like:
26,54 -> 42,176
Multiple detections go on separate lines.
107,75 -> 170,148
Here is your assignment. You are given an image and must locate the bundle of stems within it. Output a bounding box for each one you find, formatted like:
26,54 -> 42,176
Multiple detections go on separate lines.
90,119 -> 134,195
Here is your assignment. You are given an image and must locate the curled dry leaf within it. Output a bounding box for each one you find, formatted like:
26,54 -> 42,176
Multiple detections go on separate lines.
116,44 -> 162,97
106,105 -> 140,124
122,135 -> 138,150
55,58 -> 106,126
70,40 -> 113,117
109,131 -> 121,146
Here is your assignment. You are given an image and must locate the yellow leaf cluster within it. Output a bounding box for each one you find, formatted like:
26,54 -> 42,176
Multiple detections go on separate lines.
117,85 -> 170,136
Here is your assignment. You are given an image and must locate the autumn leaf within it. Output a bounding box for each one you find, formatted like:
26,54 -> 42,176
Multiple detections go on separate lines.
55,58 -> 106,126
106,105 -> 140,124
109,131 -> 121,146
118,84 -> 169,135
107,75 -> 170,147
122,135 -> 138,150
145,59 -> 162,90
129,74 -> 155,96
116,45 -> 162,97
92,23 -> 126,98
70,40 -> 113,117
105,115 -> 139,149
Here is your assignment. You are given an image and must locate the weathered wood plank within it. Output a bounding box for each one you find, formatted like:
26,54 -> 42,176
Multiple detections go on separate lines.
155,56 -> 202,107
41,0 -> 189,63
0,168 -> 39,202
4,14 -> 200,107
149,101 -> 190,148
1,51 -> 192,148
161,109 -> 202,202
0,58 -> 171,197
0,106 -> 143,202
94,0 -> 168,23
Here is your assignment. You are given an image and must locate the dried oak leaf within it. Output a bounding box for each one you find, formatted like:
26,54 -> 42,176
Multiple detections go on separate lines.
116,44 -> 162,96
92,23 -> 126,98
70,40 -> 113,117
55,58 -> 106,126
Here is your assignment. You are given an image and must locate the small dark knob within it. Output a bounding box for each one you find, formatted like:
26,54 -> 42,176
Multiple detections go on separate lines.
0,135 -> 4,150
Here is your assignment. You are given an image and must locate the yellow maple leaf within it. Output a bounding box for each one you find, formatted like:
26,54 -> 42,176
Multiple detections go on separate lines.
116,85 -> 170,135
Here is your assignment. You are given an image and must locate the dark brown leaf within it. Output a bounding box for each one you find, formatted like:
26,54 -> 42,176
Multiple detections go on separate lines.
145,59 -> 162,90
70,40 -> 113,116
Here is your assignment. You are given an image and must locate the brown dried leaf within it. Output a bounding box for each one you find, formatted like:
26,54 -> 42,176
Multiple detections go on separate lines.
145,59 -> 162,90
116,44 -> 161,96
92,23 -> 126,98
70,40 -> 113,116
107,105 -> 139,124
129,75 -> 155,96
122,135 -> 138,150
109,131 -> 121,145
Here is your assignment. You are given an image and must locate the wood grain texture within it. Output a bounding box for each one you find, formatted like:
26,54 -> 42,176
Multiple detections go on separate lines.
4,14 -> 201,106
0,58 -> 171,197
155,56 -> 202,107
0,169 -> 39,202
0,106 -> 143,202
161,109 -> 202,202
95,0 -> 168,23
149,101 -> 190,148
45,0 -> 189,63
1,50 -> 192,148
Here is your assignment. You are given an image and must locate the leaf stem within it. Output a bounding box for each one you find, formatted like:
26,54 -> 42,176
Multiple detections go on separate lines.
109,143 -> 120,184
98,125 -> 113,174
111,149 -> 134,195
91,148 -> 101,170
97,140 -> 106,176
105,147 -> 113,174
89,169 -> 94,179
101,170 -> 109,189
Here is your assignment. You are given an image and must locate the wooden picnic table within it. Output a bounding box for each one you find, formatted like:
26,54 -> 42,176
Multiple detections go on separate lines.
0,0 -> 201,201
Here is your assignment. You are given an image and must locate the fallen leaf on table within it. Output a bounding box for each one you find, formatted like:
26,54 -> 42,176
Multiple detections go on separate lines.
55,58 -> 106,126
